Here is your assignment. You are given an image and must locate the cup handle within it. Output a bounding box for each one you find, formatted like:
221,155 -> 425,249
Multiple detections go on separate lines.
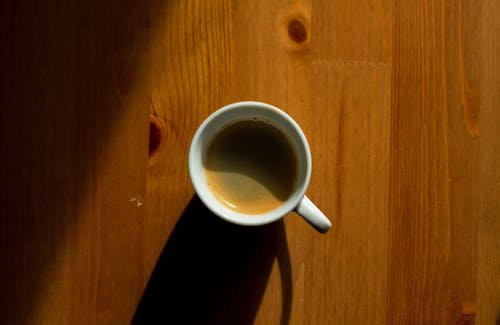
294,195 -> 332,233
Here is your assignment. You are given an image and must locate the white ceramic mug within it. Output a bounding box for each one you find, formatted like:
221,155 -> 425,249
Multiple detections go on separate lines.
188,101 -> 331,233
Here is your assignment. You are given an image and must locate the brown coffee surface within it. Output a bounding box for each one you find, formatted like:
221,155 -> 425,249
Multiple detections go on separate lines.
204,120 -> 298,214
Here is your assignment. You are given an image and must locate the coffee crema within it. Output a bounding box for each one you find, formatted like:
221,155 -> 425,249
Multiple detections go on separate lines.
204,120 -> 298,214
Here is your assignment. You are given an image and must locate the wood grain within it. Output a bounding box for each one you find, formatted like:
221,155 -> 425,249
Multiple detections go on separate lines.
389,0 -> 471,322
478,1 -> 500,324
0,1 -> 152,323
1,0 -> 499,324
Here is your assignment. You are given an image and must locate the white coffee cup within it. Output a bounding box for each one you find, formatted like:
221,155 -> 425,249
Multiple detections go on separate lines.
188,101 -> 331,233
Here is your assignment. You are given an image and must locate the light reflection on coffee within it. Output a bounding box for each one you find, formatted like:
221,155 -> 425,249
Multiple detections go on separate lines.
204,120 -> 298,214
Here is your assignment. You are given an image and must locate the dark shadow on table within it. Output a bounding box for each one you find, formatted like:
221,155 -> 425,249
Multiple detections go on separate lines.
1,0 -> 164,322
132,196 -> 292,325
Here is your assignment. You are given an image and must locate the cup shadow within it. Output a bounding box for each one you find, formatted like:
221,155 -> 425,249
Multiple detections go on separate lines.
132,196 -> 293,325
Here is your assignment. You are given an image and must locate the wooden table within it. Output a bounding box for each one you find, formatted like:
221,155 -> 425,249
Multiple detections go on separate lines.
1,0 -> 499,324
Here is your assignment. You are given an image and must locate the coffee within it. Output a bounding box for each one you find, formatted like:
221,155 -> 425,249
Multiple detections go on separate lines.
204,120 -> 298,214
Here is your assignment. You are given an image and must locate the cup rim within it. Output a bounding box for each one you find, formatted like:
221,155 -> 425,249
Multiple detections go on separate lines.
188,101 -> 312,226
